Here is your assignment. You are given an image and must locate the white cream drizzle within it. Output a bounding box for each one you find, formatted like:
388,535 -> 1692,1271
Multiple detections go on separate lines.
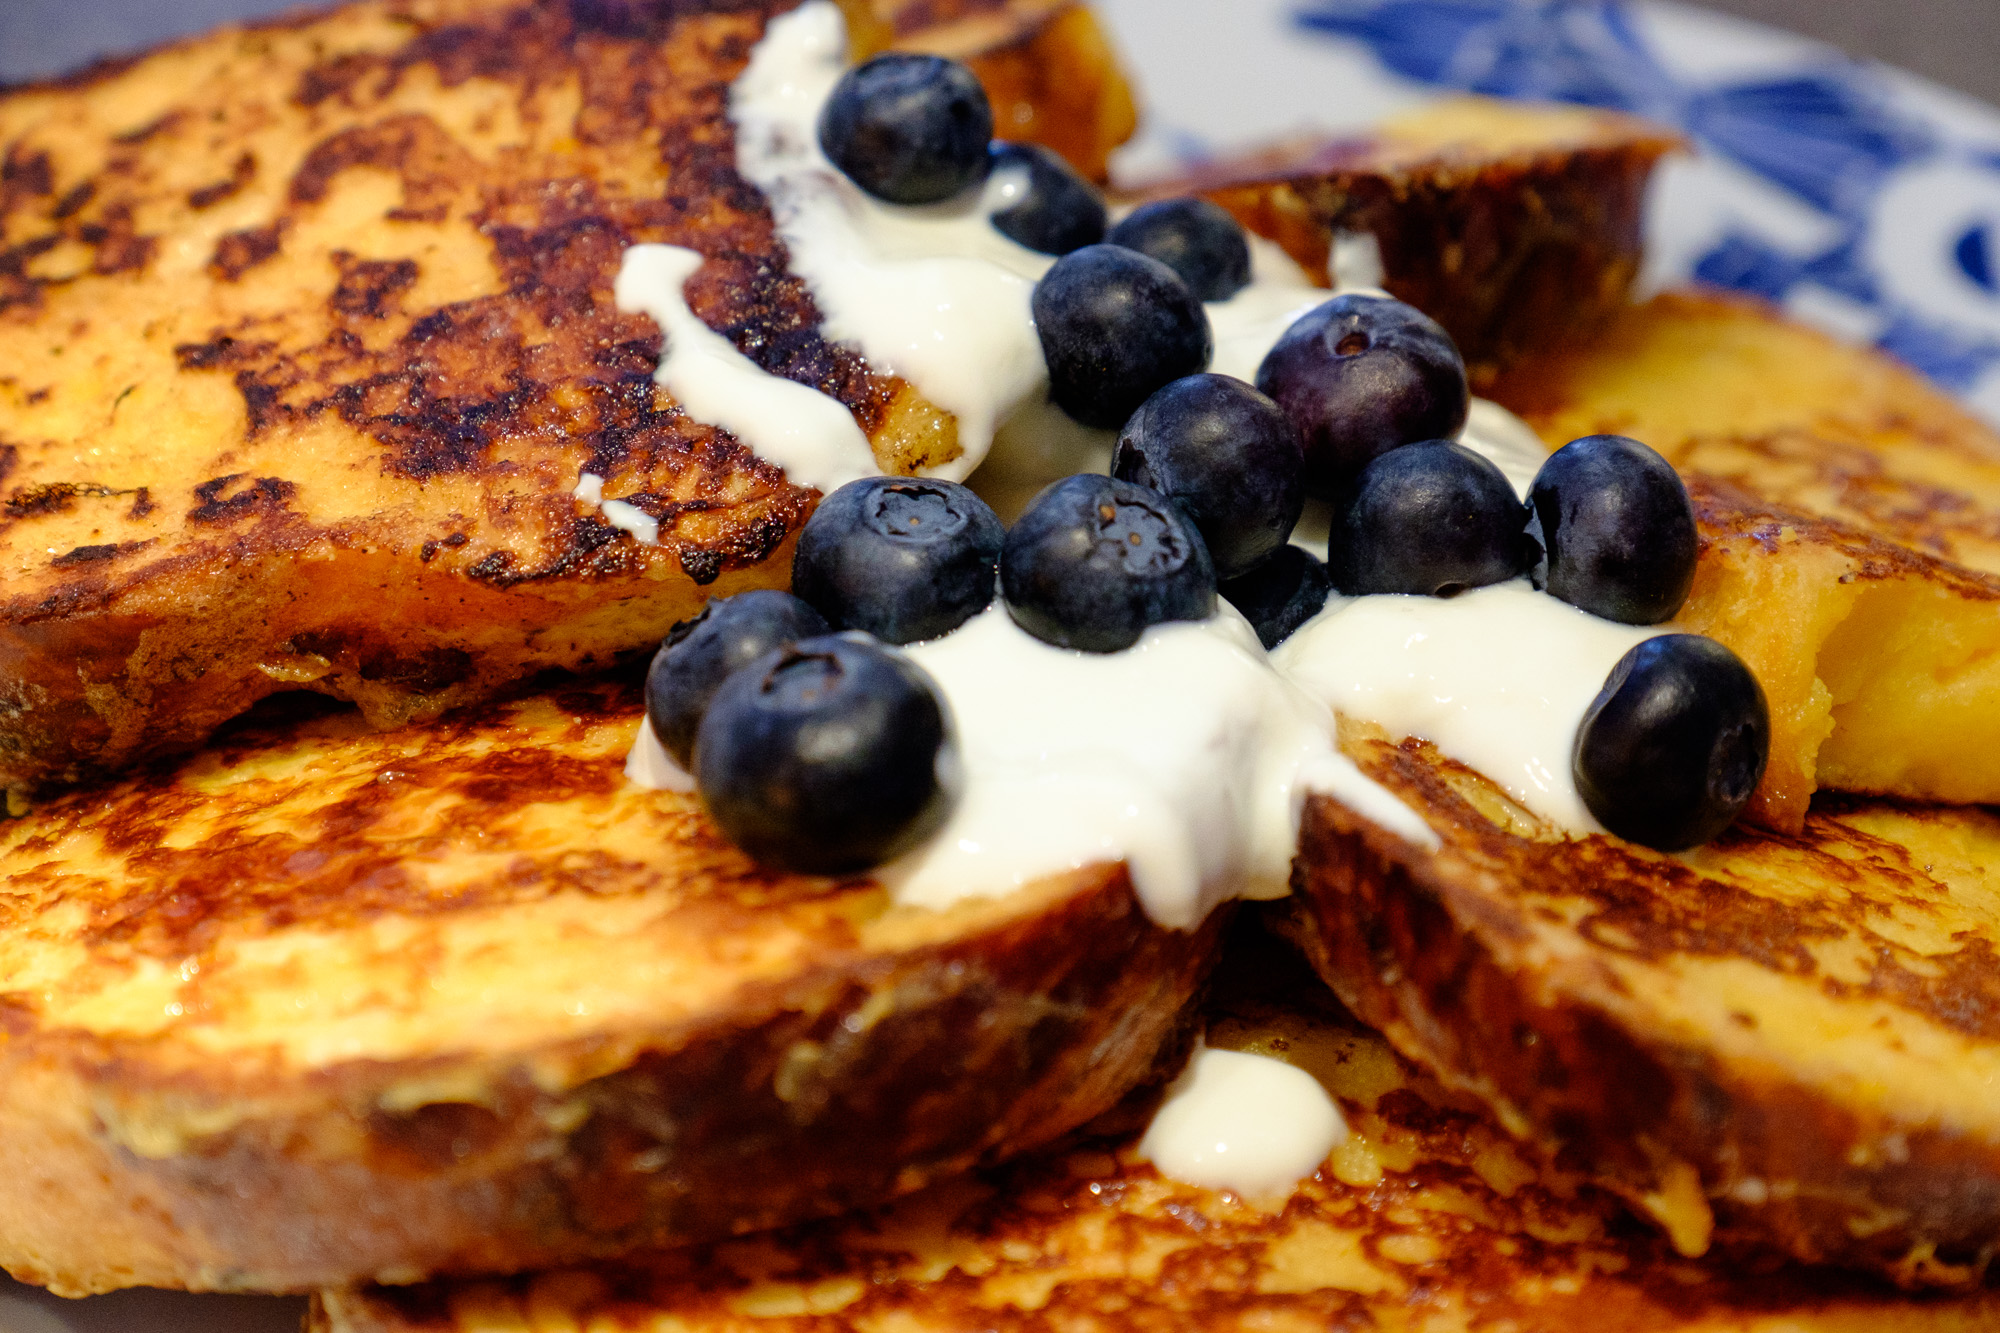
1276,582 -> 1659,832
613,244 -> 877,494
882,604 -> 1433,928
729,2 -> 1052,475
573,470 -> 663,545
625,714 -> 696,793
1138,1044 -> 1348,1198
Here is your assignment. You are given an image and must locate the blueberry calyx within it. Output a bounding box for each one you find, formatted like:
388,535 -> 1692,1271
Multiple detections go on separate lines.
1219,544 -> 1332,650
645,590 -> 829,766
1328,440 -> 1533,597
988,141 -> 1107,256
1112,373 -> 1305,580
817,53 -> 993,205
1105,197 -> 1253,303
1574,634 -> 1770,851
1255,293 -> 1470,499
792,476 -> 1004,645
695,635 -> 955,874
1001,473 -> 1217,653
1032,244 -> 1213,430
1528,434 -> 1698,625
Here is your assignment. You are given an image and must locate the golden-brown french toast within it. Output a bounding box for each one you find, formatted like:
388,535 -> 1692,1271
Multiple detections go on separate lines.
1141,97 -> 1682,383
312,932 -> 2000,1332
0,0 -> 1134,795
1290,730 -> 2000,1288
0,675 -> 1218,1295
1675,478 -> 2000,831
1476,290 -> 2000,829
1489,289 -> 2000,577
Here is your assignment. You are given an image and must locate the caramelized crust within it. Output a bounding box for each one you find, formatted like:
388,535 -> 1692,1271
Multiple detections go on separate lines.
314,934 -> 2000,1331
1138,98 -> 1682,382
0,677 -> 1216,1294
0,0 -> 1133,794
1292,740 -> 2000,1288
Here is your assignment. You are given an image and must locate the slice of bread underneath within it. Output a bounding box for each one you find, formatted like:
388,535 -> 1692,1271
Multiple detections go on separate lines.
312,928 -> 2000,1332
0,677 -> 1218,1295
1290,727 -> 2000,1288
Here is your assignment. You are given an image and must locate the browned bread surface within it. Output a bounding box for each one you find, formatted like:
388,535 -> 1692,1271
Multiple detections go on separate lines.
1488,288 -> 2000,578
0,0 -> 1133,795
1290,734 -> 2000,1288
1142,97 -> 1681,383
0,675 -> 1214,1295
312,932 -> 2000,1331
1479,290 -> 2000,829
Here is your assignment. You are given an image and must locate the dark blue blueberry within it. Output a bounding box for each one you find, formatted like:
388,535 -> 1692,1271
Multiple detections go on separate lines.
1106,197 -> 1252,302
1033,245 -> 1212,429
645,590 -> 829,767
1575,634 -> 1770,851
696,636 -> 955,874
1255,293 -> 1469,499
988,141 -> 1107,256
817,53 -> 993,205
1328,441 -> 1532,596
792,476 -> 1004,644
1528,434 -> 1697,625
1001,473 -> 1216,652
1219,545 -> 1332,649
1112,373 -> 1305,580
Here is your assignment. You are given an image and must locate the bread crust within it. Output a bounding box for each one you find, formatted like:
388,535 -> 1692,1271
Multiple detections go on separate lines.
1136,99 -> 1681,383
1291,749 -> 2000,1288
0,677 -> 1217,1294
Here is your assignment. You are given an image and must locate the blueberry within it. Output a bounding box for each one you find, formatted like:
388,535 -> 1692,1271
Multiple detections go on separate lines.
1219,545 -> 1332,649
988,142 -> 1107,256
1001,473 -> 1216,652
645,590 -> 829,767
1106,197 -> 1252,302
1112,373 -> 1305,580
1574,634 -> 1769,851
1328,441 -> 1532,597
1528,434 -> 1697,625
818,53 -> 993,205
1255,293 -> 1469,499
696,636 -> 955,874
1033,245 -> 1212,429
792,476 -> 1004,644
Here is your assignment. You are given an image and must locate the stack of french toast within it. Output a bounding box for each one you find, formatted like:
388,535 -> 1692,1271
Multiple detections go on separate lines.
3,0 -> 2000,1329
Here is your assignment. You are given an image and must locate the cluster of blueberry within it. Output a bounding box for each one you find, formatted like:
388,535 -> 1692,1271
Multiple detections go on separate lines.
642,49 -> 1773,874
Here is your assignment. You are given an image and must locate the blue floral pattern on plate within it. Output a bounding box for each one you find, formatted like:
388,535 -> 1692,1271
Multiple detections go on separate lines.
1294,0 -> 2000,402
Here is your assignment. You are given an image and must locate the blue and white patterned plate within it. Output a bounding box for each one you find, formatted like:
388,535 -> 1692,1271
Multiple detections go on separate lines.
1101,0 -> 2000,425
2,2 -> 1997,1329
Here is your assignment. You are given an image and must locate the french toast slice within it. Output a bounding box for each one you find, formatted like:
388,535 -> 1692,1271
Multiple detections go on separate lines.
0,0 -> 1134,795
0,675 -> 1219,1295
313,930 -> 2000,1332
1289,730 -> 2000,1287
1482,291 -> 2000,829
1140,97 -> 1683,383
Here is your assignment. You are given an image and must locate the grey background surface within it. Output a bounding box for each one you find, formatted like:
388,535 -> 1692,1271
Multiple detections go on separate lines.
3,0 -> 1998,107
